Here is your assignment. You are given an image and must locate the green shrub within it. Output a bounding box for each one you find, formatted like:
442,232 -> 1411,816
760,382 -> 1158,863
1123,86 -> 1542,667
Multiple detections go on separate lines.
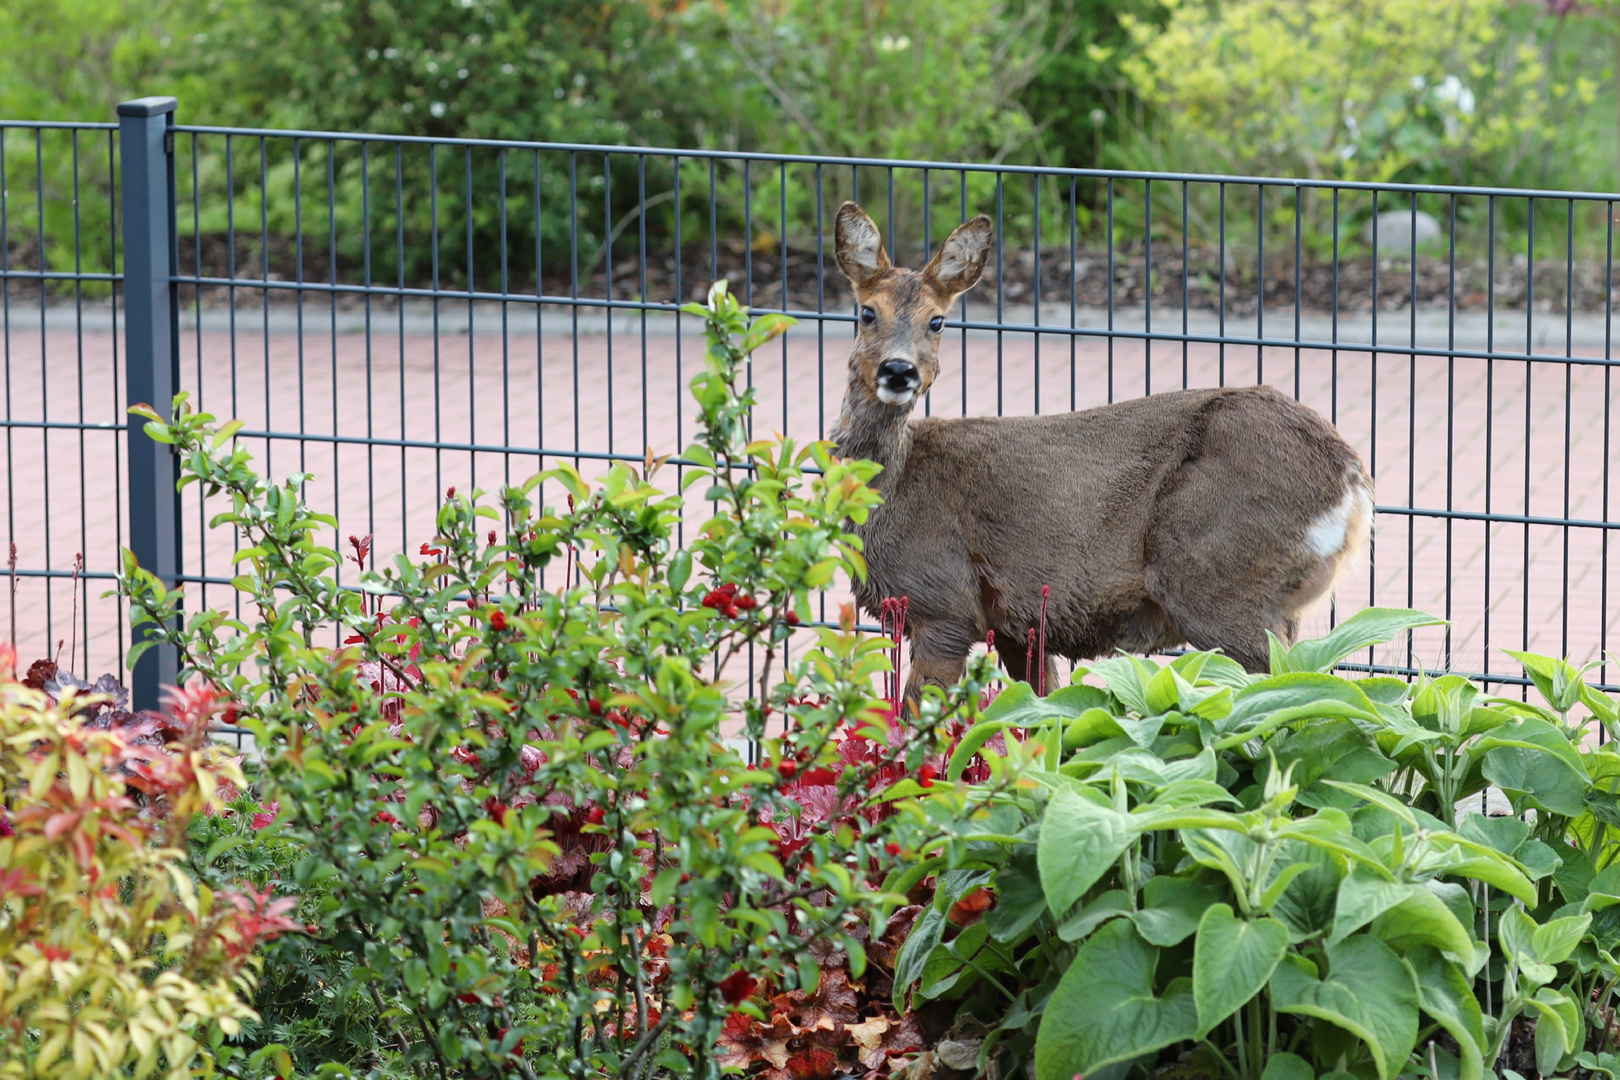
120,282 -> 987,1077
892,607 -> 1620,1079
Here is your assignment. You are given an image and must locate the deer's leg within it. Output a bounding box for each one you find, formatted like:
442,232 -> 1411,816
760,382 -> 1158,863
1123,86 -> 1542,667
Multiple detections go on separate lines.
1158,604 -> 1277,674
899,621 -> 972,708
997,645 -> 1059,693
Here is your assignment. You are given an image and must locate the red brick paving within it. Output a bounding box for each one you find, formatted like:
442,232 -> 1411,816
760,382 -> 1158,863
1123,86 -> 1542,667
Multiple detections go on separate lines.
3,312 -> 1617,690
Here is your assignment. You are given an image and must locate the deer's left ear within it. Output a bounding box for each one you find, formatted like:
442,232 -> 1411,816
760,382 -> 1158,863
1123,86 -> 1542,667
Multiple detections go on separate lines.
924,215 -> 993,299
834,202 -> 891,290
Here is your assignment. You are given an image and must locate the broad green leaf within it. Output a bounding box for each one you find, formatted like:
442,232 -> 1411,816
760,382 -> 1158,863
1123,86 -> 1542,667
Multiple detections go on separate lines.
1279,608 -> 1445,673
1261,1054 -> 1316,1080
1132,876 -> 1222,947
1331,866 -> 1411,944
1216,673 -> 1381,748
1269,935 -> 1420,1080
1057,889 -> 1132,943
1089,655 -> 1158,715
1034,920 -> 1198,1080
891,907 -> 946,1011
985,851 -> 1049,943
1039,787 -> 1132,917
1478,717 -> 1589,818
1527,985 -> 1583,1077
1584,864 -> 1620,913
982,682 -> 1099,727
1533,912 -> 1592,966
1272,858 -> 1343,942
1405,947 -> 1487,1080
1498,908 -> 1557,986
1192,904 -> 1289,1037
1368,884 -> 1476,961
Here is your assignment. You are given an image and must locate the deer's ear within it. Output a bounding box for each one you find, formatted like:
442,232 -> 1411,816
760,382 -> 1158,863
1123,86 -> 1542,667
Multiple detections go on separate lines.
924,215 -> 993,299
834,202 -> 890,290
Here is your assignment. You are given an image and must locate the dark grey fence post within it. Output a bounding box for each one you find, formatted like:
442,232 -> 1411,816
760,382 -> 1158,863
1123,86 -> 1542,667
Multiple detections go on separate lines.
118,96 -> 181,710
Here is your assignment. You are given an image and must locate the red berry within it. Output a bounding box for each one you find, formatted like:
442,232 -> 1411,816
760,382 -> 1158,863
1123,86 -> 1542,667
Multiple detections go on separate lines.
777,760 -> 798,779
679,872 -> 691,884
885,842 -> 902,857
490,610 -> 508,631
918,764 -> 937,789
587,807 -> 605,826
734,594 -> 756,611
588,698 -> 603,715
373,810 -> 398,826
458,992 -> 480,1004
784,610 -> 800,626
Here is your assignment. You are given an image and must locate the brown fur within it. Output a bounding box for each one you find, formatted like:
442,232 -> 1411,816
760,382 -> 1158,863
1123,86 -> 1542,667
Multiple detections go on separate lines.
828,202 -> 1373,698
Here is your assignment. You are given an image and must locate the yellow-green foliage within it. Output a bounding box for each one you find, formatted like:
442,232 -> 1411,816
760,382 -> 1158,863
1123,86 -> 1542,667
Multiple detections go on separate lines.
1119,0 -> 1589,183
0,667 -> 295,1080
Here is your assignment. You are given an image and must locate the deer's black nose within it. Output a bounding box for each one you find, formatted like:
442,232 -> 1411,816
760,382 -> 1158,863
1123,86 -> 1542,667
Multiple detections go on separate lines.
877,359 -> 919,390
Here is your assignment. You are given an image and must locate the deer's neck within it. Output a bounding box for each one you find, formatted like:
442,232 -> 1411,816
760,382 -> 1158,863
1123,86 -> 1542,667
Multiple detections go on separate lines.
830,376 -> 913,485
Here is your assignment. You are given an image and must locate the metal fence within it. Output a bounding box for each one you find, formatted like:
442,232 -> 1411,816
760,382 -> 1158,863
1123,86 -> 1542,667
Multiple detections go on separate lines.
3,96 -> 1619,709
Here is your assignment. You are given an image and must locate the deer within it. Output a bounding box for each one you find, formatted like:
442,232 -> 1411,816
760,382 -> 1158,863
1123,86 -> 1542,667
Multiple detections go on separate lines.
827,201 -> 1373,701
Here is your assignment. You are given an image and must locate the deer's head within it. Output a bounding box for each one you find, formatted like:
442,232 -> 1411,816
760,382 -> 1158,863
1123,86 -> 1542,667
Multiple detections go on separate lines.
834,202 -> 993,409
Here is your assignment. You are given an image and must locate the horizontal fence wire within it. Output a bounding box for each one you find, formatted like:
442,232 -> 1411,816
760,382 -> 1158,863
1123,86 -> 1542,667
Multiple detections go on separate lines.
2,107 -> 1618,705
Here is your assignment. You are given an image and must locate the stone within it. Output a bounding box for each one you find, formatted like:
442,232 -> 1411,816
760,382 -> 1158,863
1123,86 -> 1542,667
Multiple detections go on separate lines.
1361,209 -> 1442,254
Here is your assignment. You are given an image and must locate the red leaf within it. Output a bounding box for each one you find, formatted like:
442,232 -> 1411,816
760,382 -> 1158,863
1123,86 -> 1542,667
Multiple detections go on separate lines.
718,969 -> 758,1005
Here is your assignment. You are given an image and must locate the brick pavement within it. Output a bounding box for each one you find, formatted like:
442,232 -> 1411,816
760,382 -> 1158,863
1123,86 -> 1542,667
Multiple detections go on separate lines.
3,309 -> 1617,689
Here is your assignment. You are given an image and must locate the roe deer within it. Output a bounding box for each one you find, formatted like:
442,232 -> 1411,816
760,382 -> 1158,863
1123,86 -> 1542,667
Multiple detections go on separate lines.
827,201 -> 1373,698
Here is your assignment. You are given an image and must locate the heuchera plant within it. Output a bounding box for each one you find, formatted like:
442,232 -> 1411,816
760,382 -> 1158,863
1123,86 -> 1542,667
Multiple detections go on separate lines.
0,649 -> 299,1080
121,282 -> 994,1078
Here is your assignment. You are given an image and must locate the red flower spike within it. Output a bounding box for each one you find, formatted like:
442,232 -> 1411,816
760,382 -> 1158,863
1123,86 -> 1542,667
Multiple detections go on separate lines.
487,529 -> 497,545
446,486 -> 456,499
489,610 -> 508,631
717,970 -> 757,1006
1038,583 -> 1052,696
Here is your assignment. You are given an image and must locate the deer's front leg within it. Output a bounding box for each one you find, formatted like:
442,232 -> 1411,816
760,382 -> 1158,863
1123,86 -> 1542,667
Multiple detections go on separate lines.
899,620 -> 973,710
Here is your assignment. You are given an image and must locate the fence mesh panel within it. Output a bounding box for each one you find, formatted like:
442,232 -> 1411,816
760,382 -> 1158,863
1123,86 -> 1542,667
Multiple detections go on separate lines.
2,107 -> 1617,700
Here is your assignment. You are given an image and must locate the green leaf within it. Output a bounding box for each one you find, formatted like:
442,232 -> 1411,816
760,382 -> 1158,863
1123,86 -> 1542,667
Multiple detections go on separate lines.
1330,865 -> 1407,944
1368,883 -> 1476,961
1270,939 -> 1412,1075
1279,608 -> 1446,674
1270,936 -> 1420,1080
1038,787 -> 1133,917
202,833 -> 253,865
1034,920 -> 1198,1080
1132,876 -> 1222,947
1527,985 -> 1583,1077
1478,717 -> 1589,818
1504,649 -> 1586,714
985,851 -> 1048,942
1057,889 -> 1132,943
1192,904 -> 1289,1037
1261,1054 -> 1316,1080
1405,947 -> 1487,1080
1533,912 -> 1592,966
891,906 -> 946,1011
1216,673 -> 1381,748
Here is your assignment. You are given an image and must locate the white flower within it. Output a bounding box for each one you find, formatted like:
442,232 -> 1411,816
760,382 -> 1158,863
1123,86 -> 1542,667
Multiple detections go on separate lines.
430,101 -> 446,118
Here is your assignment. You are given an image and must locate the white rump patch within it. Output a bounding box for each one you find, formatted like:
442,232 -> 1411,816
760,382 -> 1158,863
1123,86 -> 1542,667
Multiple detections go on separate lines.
1305,483 -> 1371,560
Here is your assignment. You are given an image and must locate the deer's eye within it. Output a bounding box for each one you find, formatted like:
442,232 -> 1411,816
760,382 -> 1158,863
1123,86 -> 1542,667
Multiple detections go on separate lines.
860,306 -> 876,326
929,315 -> 945,333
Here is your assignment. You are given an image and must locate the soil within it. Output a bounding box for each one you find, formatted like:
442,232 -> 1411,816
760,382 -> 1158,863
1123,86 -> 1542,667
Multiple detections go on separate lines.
8,234 -> 1619,318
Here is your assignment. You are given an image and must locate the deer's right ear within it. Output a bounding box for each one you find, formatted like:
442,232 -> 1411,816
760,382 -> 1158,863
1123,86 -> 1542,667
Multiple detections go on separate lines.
834,202 -> 890,290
